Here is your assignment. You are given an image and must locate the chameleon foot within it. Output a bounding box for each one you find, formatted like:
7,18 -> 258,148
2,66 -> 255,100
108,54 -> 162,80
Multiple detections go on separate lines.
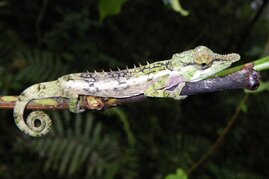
68,94 -> 85,113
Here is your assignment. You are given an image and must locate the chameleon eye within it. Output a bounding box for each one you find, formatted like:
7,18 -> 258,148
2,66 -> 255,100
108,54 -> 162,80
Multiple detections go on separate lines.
200,62 -> 208,69
194,52 -> 213,69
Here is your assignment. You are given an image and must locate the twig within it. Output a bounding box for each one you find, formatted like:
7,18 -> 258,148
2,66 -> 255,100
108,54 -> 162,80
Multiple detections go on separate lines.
36,0 -> 49,43
0,63 -> 260,111
234,0 -> 269,51
187,94 -> 249,175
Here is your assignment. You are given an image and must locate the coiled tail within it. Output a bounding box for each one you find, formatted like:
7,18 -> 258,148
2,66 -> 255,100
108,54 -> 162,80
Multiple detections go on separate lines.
14,81 -> 62,137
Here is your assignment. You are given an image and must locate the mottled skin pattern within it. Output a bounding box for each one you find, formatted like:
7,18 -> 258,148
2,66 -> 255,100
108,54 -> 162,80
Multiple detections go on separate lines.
13,46 -> 240,137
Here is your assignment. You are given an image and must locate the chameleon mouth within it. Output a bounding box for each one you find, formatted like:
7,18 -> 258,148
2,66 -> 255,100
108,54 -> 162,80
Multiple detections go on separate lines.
166,84 -> 178,91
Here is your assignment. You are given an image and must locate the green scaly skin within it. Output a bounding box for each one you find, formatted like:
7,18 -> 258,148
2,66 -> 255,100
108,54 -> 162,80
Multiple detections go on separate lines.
14,46 -> 240,137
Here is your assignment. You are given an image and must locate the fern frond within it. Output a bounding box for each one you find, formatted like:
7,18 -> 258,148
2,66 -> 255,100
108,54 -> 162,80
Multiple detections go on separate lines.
16,111 -> 137,178
159,133 -> 212,173
0,30 -> 25,63
15,49 -> 68,83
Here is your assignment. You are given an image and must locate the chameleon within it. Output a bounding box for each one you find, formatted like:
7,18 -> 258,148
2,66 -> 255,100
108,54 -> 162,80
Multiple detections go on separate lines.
13,46 -> 240,137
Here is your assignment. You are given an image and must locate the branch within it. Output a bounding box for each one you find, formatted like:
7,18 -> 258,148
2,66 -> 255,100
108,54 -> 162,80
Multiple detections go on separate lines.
36,0 -> 49,44
0,63 -> 260,110
234,0 -> 269,51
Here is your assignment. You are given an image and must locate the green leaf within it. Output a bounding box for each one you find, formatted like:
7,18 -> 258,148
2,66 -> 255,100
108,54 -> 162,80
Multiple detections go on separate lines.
165,174 -> 177,179
165,168 -> 188,179
254,56 -> 269,71
163,0 -> 189,16
98,0 -> 128,22
176,169 -> 188,179
0,1 -> 8,8
59,140 -> 77,175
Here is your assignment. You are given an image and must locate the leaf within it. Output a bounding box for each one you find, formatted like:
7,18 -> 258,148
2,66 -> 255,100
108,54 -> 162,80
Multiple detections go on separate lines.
59,140 -> 77,175
14,50 -> 68,84
165,168 -> 188,179
254,56 -> 269,71
16,112 -> 136,178
68,143 -> 84,175
175,169 -> 188,179
163,0 -> 189,16
98,0 -> 128,22
0,1 -> 7,8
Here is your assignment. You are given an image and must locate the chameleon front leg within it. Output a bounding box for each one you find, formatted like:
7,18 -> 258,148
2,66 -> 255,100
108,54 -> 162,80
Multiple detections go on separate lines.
64,91 -> 85,113
144,75 -> 187,100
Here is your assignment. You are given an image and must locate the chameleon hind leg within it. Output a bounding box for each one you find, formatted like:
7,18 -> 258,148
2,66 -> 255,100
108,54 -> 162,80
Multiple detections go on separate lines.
144,75 -> 187,100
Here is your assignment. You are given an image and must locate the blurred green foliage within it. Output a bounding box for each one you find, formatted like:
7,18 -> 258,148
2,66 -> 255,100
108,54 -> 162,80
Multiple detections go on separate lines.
99,0 -> 128,22
165,168 -> 188,179
0,0 -> 269,179
163,0 -> 189,16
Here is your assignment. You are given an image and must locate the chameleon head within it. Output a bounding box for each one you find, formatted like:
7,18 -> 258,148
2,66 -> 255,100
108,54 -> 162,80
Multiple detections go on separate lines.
171,46 -> 240,81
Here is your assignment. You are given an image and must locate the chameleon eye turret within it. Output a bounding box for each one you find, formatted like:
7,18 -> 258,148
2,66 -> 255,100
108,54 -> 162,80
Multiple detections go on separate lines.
194,46 -> 214,68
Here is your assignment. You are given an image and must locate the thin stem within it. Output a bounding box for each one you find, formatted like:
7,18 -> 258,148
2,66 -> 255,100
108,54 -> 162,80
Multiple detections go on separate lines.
187,94 -> 249,175
234,0 -> 268,51
36,0 -> 49,44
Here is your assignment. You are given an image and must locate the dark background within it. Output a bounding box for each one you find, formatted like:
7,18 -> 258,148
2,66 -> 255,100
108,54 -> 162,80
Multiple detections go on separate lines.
0,0 -> 269,178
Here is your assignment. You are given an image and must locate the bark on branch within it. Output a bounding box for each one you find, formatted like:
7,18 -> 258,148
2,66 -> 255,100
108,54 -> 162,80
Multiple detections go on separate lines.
0,63 -> 260,111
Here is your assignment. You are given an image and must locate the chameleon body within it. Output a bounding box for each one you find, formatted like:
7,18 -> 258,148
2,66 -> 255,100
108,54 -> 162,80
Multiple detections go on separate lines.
14,46 -> 240,137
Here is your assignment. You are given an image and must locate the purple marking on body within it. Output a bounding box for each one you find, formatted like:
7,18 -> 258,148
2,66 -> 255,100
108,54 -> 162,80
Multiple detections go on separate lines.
165,75 -> 183,90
